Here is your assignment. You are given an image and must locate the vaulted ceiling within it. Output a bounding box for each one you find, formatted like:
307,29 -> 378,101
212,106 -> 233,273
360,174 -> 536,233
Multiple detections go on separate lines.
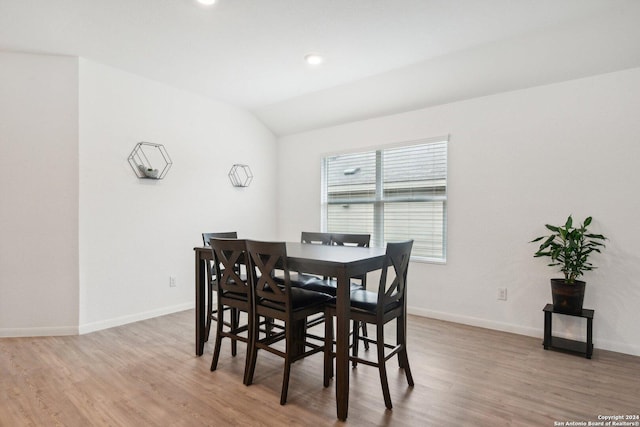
2,0 -> 640,135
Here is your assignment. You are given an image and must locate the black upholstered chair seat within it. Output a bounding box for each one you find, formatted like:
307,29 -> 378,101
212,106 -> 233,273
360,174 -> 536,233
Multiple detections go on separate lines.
291,272 -> 325,285
349,289 -> 401,312
221,290 -> 249,301
300,278 -> 363,296
259,287 -> 334,311
273,273 -> 311,288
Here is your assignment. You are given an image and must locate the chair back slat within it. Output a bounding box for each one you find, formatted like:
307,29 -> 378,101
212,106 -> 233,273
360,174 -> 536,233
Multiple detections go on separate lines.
210,238 -> 250,297
331,233 -> 370,248
300,232 -> 331,245
203,232 -> 239,280
202,231 -> 238,246
378,240 -> 413,310
246,240 -> 290,305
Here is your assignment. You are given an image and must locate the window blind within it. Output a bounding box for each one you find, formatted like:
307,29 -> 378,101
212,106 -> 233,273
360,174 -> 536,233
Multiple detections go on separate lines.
321,138 -> 448,261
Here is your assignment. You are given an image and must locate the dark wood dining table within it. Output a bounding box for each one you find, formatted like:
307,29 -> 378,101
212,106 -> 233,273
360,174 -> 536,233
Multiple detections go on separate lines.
194,242 -> 387,421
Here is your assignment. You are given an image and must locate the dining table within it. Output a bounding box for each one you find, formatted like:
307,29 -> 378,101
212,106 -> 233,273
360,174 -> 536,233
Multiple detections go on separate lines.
194,242 -> 387,421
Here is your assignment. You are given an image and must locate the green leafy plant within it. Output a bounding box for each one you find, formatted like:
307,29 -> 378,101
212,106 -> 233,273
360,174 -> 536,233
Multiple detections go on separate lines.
531,215 -> 607,284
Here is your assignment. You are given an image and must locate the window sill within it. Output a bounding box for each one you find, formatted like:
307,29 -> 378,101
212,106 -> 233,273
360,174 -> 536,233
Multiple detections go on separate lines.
411,256 -> 446,265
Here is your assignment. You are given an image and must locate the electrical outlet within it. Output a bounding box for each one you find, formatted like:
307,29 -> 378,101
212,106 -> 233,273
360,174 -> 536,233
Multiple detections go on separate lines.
497,287 -> 507,301
169,276 -> 177,288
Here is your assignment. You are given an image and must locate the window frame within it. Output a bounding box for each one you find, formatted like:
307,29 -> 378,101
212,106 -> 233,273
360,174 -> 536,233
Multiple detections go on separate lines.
320,136 -> 448,263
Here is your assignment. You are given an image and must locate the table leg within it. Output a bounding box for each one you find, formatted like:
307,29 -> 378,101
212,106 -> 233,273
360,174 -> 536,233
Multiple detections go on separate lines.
196,251 -> 206,356
292,318 -> 306,357
335,267 -> 350,421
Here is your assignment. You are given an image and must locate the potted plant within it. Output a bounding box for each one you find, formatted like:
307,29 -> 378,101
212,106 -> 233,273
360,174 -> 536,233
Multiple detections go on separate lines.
144,168 -> 159,179
531,215 -> 607,314
137,164 -> 159,179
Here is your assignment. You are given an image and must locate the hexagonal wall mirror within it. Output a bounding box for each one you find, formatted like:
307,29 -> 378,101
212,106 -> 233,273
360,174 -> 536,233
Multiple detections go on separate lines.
228,164 -> 253,187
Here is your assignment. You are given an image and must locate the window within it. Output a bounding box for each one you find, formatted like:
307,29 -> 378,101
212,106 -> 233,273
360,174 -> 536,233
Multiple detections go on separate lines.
321,137 -> 448,261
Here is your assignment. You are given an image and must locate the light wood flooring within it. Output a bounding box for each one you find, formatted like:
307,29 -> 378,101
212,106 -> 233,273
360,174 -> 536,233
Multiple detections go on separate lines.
1,310 -> 639,426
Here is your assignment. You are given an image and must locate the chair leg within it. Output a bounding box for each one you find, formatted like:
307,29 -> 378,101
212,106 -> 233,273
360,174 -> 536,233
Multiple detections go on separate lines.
376,322 -> 392,409
396,313 -> 404,368
210,303 -> 225,371
397,314 -> 414,386
205,282 -> 213,342
324,311 -> 333,387
231,308 -> 238,356
266,317 -> 273,336
399,348 -> 414,387
242,307 -> 254,385
280,324 -> 293,405
280,359 -> 292,405
361,321 -> 370,350
245,311 -> 260,386
352,319 -> 360,367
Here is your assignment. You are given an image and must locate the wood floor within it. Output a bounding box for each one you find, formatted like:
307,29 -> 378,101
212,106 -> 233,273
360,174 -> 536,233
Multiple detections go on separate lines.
1,310 -> 639,426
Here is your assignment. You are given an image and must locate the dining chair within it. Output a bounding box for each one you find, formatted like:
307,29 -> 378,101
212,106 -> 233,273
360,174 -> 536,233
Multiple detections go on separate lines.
293,231 -> 332,285
330,233 -> 371,248
324,240 -> 414,410
300,231 -> 332,245
202,232 -> 238,344
300,233 -> 371,350
209,238 -> 253,384
298,232 -> 370,295
330,233 -> 371,349
244,240 -> 334,405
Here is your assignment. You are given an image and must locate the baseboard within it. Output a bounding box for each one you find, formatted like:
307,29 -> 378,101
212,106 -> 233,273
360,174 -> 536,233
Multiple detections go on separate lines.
408,306 -> 542,337
407,306 -> 640,357
0,325 -> 79,338
0,303 -> 194,338
4,303 -> 638,357
588,338 -> 640,357
78,302 -> 194,335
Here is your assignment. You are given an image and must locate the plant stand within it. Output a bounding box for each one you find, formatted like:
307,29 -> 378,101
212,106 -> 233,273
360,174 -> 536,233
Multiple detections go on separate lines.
543,303 -> 594,359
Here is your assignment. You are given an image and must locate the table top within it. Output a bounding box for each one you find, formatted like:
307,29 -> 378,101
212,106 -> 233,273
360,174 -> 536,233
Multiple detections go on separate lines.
196,242 -> 386,263
284,242 -> 386,264
195,242 -> 387,277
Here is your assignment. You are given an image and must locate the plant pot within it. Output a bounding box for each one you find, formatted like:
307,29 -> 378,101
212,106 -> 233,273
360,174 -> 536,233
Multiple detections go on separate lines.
550,278 -> 585,314
144,168 -> 159,179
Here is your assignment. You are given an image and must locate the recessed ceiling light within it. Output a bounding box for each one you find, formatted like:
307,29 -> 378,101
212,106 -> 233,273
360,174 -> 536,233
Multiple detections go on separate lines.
304,53 -> 324,66
197,0 -> 216,5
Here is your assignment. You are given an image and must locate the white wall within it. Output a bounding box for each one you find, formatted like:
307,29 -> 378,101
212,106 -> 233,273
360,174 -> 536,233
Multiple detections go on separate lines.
78,60 -> 277,332
0,52 -> 79,335
277,67 -> 640,356
1,52 -> 277,336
